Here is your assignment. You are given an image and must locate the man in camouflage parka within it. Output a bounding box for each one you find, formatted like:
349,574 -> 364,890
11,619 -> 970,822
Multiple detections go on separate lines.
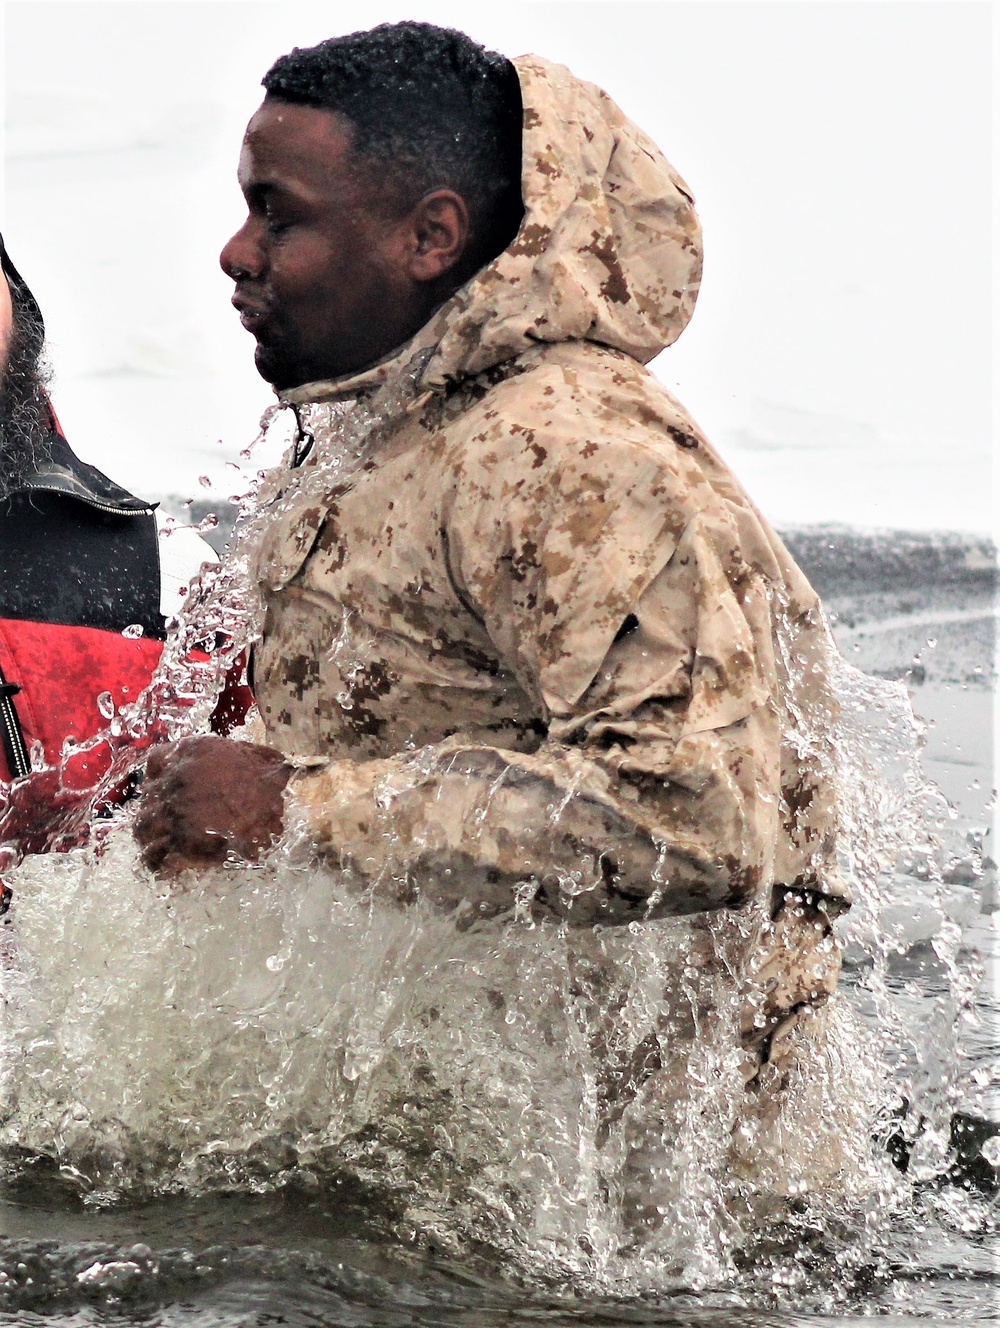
136,24 -> 848,1093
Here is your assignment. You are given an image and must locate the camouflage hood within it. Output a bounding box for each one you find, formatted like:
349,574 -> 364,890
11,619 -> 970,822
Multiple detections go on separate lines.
422,54 -> 702,384
284,55 -> 702,405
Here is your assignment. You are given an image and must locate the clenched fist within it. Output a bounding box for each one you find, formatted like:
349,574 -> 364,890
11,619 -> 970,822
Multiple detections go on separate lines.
134,734 -> 291,877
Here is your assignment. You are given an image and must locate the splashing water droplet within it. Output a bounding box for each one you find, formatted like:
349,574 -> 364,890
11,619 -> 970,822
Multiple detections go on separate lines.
121,624 -> 144,640
96,692 -> 115,720
0,375 -> 988,1305
198,475 -> 211,488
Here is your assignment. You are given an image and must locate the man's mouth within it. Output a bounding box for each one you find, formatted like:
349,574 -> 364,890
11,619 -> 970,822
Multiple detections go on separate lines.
232,295 -> 270,335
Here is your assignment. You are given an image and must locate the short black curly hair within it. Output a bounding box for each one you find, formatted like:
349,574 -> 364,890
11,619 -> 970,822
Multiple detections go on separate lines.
263,22 -> 524,279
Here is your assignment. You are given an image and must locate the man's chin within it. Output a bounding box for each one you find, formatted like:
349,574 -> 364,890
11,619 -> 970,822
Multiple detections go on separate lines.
251,336 -> 378,393
253,343 -> 309,394
253,344 -> 290,391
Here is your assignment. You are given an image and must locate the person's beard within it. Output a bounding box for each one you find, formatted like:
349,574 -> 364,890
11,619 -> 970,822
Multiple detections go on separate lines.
0,297 -> 52,501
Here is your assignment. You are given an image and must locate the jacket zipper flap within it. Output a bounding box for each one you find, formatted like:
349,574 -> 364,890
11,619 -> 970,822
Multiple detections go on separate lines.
0,657 -> 30,781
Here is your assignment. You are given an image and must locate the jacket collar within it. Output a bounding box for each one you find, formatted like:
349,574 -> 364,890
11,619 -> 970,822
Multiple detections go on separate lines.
14,431 -> 154,515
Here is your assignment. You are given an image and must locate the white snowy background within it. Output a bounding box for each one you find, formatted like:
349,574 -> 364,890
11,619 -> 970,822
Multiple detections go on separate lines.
2,0 -> 993,534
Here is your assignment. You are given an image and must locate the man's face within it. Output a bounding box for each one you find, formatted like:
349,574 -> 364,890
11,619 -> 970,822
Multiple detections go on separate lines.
220,100 -> 418,390
0,276 -> 13,378
0,268 -> 50,498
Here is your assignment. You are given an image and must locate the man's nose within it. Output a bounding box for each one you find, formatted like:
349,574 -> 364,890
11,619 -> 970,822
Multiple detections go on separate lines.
220,221 -> 263,282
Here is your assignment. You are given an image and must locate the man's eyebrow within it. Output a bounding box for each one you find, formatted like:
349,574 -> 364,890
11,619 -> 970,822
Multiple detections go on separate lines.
242,180 -> 297,210
244,181 -> 280,201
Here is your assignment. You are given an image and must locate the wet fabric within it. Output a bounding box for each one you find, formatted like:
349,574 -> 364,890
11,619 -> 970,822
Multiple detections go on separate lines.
0,427 -> 163,784
249,56 -> 848,1083
0,244 -> 246,827
0,617 -> 163,792
0,491 -> 162,638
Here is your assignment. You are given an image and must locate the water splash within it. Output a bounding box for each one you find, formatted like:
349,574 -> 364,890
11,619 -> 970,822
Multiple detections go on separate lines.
0,387 -> 993,1308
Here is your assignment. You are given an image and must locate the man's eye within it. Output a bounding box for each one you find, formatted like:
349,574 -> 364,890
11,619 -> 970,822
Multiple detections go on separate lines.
266,218 -> 292,237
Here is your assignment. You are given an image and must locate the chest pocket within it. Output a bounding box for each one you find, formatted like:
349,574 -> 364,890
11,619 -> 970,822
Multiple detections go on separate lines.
254,479 -> 352,594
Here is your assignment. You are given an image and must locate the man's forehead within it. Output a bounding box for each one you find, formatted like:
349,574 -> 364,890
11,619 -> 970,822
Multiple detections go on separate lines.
239,100 -> 356,189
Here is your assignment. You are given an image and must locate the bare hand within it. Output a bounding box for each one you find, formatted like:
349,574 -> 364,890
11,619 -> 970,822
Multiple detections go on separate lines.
134,735 -> 291,877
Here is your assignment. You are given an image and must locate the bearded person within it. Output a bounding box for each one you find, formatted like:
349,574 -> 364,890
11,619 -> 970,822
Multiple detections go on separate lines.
0,238 -> 233,864
134,23 -> 850,1157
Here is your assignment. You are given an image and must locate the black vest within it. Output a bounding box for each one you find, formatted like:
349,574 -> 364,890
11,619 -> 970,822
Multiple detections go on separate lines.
0,431 -> 163,639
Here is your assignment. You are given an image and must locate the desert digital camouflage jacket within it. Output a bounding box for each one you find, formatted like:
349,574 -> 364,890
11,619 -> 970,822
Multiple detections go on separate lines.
248,56 -> 849,1076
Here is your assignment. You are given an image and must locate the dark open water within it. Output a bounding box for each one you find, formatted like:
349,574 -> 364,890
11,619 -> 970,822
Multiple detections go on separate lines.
0,528 -> 995,1326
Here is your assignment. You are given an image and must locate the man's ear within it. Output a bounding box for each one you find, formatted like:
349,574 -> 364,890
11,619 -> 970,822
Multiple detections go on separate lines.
408,189 -> 470,284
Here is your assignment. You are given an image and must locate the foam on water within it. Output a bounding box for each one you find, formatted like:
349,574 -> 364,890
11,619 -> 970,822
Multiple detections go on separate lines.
0,817 -> 896,1294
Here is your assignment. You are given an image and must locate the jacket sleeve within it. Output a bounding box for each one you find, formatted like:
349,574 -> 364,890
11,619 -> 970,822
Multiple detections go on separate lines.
285,491 -> 783,926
